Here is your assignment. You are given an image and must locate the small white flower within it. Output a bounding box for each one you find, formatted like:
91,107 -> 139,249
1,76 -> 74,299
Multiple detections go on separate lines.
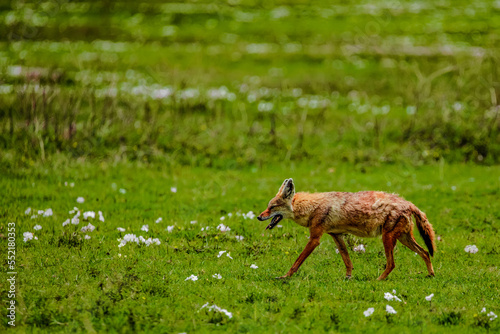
171,187 -> 177,193
71,217 -> 80,225
23,232 -> 34,242
84,235 -> 91,240
487,311 -> 497,321
425,293 -> 434,301
30,215 -> 37,219
62,219 -> 70,227
386,305 -> 397,314
185,275 -> 198,281
190,220 -> 197,224
363,308 -> 374,317
119,188 -> 126,194
200,303 -> 233,319
227,213 -> 233,218
464,245 -> 479,253
481,307 -> 487,313
235,235 -> 244,241
141,225 -> 149,232
33,225 -> 42,231
220,216 -> 226,221
226,252 -> 233,260
77,197 -> 85,203
354,244 -> 366,253
384,292 -> 401,302
217,251 -> 226,258
335,248 -> 339,254
217,223 -> 230,232
392,289 -> 397,294
250,264 -> 258,269
43,208 -> 53,217
81,223 -> 95,233
70,182 -> 75,187
98,211 -> 105,222
212,273 -> 222,279
117,227 -> 126,232
25,207 -> 31,215
167,225 -> 174,233
83,211 -> 95,220
155,217 -> 163,223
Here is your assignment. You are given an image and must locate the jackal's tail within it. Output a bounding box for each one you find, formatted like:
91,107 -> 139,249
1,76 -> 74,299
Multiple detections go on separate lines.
411,205 -> 436,256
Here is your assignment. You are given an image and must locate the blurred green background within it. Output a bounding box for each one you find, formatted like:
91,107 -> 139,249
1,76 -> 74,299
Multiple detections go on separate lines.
0,0 -> 499,168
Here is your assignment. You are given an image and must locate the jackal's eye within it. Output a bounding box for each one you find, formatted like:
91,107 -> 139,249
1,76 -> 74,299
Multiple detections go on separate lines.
269,205 -> 278,210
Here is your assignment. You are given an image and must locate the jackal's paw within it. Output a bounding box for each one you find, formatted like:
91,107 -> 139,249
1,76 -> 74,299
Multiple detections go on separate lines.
344,275 -> 352,280
275,275 -> 289,280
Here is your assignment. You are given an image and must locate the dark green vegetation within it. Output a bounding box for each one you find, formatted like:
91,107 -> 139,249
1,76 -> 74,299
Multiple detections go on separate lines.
1,0 -> 499,333
1,0 -> 500,167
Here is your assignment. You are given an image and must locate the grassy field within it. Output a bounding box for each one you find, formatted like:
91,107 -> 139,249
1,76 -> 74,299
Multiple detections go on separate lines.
1,0 -> 500,333
1,162 -> 499,332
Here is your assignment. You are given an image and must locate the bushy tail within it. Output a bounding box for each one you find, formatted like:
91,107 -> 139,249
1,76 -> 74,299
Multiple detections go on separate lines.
411,205 -> 436,256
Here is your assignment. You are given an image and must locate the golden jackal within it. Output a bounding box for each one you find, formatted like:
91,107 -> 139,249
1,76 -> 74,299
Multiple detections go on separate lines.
257,179 -> 436,280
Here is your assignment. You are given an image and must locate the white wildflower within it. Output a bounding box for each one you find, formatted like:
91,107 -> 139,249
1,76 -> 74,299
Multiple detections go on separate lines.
227,213 -> 232,218
487,311 -> 497,321
385,292 -> 401,302
98,211 -> 105,222
84,235 -> 91,240
33,225 -> 42,231
465,245 -> 478,253
250,264 -> 258,269
354,244 -> 366,253
81,223 -> 95,233
212,273 -> 222,279
30,215 -> 37,219
217,251 -> 227,258
481,308 -> 487,313
42,208 -> 53,217
171,187 -> 177,193
117,227 -> 126,232
23,232 -> 34,242
83,211 -> 95,220
220,216 -> 226,221
386,305 -> 397,314
235,235 -> 244,241
77,197 -> 85,203
363,308 -> 374,317
25,207 -> 31,215
119,188 -> 126,194
155,217 -> 163,223
62,219 -> 70,227
185,275 -> 198,281
226,252 -> 233,260
167,225 -> 174,232
200,303 -> 233,319
190,220 -> 197,224
425,293 -> 434,301
141,225 -> 149,232
217,223 -> 230,232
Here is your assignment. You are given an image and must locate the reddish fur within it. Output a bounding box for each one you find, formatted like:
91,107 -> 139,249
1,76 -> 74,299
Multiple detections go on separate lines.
258,179 -> 436,280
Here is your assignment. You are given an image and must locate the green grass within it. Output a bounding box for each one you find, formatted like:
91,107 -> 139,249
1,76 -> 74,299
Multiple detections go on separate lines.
1,161 -> 499,332
1,0 -> 500,332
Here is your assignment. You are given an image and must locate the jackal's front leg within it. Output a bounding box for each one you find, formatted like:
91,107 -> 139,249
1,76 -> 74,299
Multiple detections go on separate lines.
329,233 -> 353,278
278,235 -> 321,279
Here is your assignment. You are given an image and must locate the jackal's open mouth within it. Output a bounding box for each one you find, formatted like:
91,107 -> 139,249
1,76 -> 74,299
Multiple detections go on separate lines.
266,214 -> 282,230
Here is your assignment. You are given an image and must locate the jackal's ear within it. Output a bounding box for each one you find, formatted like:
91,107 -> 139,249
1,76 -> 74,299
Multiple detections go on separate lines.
281,178 -> 295,200
276,179 -> 289,197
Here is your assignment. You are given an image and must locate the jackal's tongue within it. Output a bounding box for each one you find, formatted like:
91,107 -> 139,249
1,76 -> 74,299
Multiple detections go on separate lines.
266,214 -> 282,230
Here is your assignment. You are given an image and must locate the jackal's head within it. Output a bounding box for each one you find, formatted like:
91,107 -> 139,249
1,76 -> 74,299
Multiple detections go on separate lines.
257,178 -> 295,230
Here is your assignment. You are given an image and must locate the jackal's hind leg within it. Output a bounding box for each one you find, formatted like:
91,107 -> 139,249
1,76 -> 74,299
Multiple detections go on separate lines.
377,231 -> 398,280
329,233 -> 353,278
398,232 -> 435,277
